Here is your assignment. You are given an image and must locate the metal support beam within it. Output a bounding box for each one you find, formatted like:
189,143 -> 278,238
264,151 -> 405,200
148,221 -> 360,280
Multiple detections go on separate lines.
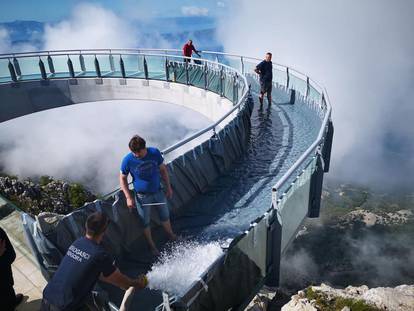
79,55 -> 86,72
143,57 -> 148,79
120,56 -> 126,78
67,57 -> 75,78
109,54 -> 115,72
47,55 -> 55,74
185,61 -> 189,85
8,60 -> 17,82
286,67 -> 290,90
308,154 -> 324,218
204,63 -> 208,90
94,56 -> 101,77
13,57 -> 21,77
165,58 -> 170,81
39,58 -> 47,80
322,120 -> 334,172
306,76 -> 310,99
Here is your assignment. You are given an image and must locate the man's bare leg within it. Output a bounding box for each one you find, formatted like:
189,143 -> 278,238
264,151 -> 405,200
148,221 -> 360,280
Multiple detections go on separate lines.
143,227 -> 160,256
161,220 -> 177,241
259,92 -> 264,105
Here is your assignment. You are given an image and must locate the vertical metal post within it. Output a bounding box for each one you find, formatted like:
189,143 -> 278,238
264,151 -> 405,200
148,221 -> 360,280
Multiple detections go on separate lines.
203,62 -> 208,90
308,154 -> 324,218
94,56 -> 101,77
79,54 -> 86,72
13,57 -> 21,77
39,58 -> 47,80
220,68 -> 224,97
165,57 -> 170,81
8,60 -> 17,82
241,56 -> 244,75
265,188 -> 282,287
322,120 -> 334,173
286,67 -> 290,90
109,54 -> 115,72
143,56 -> 148,79
67,56 -> 75,78
120,56 -> 126,78
233,74 -> 237,103
47,55 -> 55,74
306,76 -> 310,99
185,61 -> 189,85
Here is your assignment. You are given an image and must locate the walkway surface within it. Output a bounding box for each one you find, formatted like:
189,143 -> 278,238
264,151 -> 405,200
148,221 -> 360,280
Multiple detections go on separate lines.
0,83 -> 323,310
0,208 -> 45,311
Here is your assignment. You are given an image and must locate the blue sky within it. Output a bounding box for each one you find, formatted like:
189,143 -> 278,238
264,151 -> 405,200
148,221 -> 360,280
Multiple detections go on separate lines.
0,0 -> 226,22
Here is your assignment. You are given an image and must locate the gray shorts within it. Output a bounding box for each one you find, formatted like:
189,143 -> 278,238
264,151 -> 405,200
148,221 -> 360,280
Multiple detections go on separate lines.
260,80 -> 272,94
135,190 -> 170,228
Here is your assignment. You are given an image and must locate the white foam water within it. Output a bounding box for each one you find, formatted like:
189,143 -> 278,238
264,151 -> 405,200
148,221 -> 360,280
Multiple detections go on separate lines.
146,241 -> 223,296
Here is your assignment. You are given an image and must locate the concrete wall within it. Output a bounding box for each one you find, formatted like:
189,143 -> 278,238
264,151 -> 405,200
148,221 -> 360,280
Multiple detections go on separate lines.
0,78 -> 235,125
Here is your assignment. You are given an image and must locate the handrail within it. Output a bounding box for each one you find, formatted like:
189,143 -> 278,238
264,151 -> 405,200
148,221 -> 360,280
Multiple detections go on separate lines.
0,48 -> 332,202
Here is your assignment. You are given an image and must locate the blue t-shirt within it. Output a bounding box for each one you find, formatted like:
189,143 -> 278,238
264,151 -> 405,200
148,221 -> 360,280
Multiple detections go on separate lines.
120,147 -> 164,193
43,237 -> 116,310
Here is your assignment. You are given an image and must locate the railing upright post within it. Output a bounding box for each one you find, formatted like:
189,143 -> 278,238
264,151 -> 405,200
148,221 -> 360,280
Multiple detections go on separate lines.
120,56 -> 126,78
94,55 -> 101,77
12,57 -> 21,77
39,58 -> 47,80
241,56 -> 244,75
165,57 -> 170,81
143,56 -> 148,79
79,54 -> 86,72
306,76 -> 310,99
286,67 -> 290,90
185,61 -> 189,85
204,62 -> 208,90
109,54 -> 115,72
8,59 -> 17,82
47,55 -> 55,74
220,67 -> 224,97
67,56 -> 75,78
233,74 -> 237,103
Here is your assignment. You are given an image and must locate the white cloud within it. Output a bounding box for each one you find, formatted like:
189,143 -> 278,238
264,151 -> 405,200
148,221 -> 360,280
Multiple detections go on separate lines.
217,2 -> 226,8
217,0 -> 414,189
0,27 -> 37,53
0,100 -> 211,194
181,6 -> 209,17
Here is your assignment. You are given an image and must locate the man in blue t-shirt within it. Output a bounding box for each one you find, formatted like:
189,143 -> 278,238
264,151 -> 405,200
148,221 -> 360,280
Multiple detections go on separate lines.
254,52 -> 273,105
41,212 -> 147,311
120,135 -> 176,256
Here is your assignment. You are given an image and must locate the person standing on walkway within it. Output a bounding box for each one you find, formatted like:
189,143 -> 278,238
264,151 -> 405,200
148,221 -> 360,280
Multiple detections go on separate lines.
120,135 -> 176,256
41,212 -> 147,311
182,39 -> 201,63
0,227 -> 23,311
254,52 -> 273,105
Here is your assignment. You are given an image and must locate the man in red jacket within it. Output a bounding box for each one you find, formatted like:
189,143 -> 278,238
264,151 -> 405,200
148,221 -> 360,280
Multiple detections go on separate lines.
182,39 -> 200,63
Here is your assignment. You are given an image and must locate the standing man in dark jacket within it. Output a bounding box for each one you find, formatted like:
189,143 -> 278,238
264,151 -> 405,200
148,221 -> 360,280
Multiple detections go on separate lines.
255,52 -> 273,105
182,39 -> 200,63
41,212 -> 147,311
0,227 -> 23,311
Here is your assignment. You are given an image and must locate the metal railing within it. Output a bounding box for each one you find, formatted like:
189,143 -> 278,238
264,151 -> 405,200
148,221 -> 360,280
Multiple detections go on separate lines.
0,48 -> 332,204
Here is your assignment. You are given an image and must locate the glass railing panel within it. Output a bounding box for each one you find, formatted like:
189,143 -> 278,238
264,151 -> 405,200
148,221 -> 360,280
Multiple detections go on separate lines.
16,56 -> 42,80
188,64 -> 204,89
206,69 -> 221,95
96,54 -> 114,76
39,56 -> 53,77
288,72 -> 307,97
223,74 -> 234,102
49,55 -> 71,78
67,55 -> 83,75
122,54 -> 145,78
0,59 -> 11,83
223,56 -> 242,73
308,83 -> 321,103
273,67 -> 287,88
145,55 -> 166,80
78,54 -> 97,77
244,60 -> 257,76
278,157 -> 316,252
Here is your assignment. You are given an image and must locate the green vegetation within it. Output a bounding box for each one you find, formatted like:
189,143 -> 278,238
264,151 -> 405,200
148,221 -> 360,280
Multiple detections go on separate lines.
39,175 -> 52,186
305,287 -> 381,311
67,183 -> 89,208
